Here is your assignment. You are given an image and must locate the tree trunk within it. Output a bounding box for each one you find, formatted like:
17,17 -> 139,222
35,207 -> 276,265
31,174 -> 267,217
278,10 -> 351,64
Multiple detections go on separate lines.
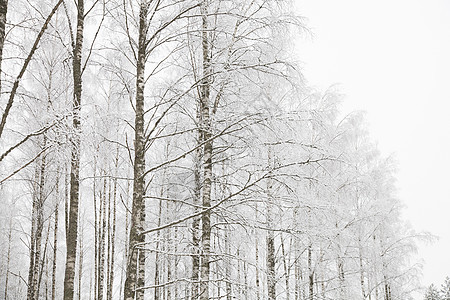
36,212 -> 52,300
191,107 -> 201,300
32,136 -> 47,300
244,258 -> 249,300
319,250 -> 325,300
266,150 -> 276,300
293,211 -> 300,300
338,254 -> 345,300
27,164 -> 40,300
225,229 -> 232,300
26,202 -> 36,298
63,0 -> 84,298
77,224 -> 83,300
107,166 -> 118,300
166,199 -> 172,300
106,178 -> 112,300
120,179 -> 131,296
384,277 -> 391,300
199,1 -> 213,299
215,232 -> 221,300
173,226 -> 179,299
0,0 -> 8,93
98,177 -> 107,300
93,153 -> 99,298
27,138 -> 47,300
4,217 -> 12,300
308,244 -> 314,300
255,236 -> 261,300
266,216 -> 276,300
237,248 -> 242,298
123,2 -> 148,299
358,241 -> 366,300
44,252 -> 49,300
255,205 -> 261,300
51,169 -> 60,300
281,235 -> 291,300
65,164 -> 69,255
154,197 -> 163,300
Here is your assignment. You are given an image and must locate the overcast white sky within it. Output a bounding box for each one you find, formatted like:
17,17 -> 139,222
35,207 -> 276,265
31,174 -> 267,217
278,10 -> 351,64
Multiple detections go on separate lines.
296,0 -> 450,294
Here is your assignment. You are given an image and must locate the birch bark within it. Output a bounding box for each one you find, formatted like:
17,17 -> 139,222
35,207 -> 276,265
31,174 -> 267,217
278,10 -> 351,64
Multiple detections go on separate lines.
199,1 -> 213,299
123,2 -> 148,299
63,0 -> 84,297
0,0 -> 7,93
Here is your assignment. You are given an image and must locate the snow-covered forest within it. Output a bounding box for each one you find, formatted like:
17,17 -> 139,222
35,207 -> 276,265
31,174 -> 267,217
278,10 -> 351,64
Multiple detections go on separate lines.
0,0 -> 426,299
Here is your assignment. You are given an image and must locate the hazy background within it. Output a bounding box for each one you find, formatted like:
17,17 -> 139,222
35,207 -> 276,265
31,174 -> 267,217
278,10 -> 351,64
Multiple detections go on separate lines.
296,0 -> 450,294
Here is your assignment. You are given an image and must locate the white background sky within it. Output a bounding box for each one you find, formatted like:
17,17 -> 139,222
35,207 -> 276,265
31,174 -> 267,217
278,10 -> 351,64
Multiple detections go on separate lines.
295,0 -> 450,295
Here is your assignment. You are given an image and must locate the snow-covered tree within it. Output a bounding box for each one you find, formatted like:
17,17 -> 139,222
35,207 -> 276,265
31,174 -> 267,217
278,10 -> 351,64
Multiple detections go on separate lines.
425,284 -> 442,300
441,277 -> 450,300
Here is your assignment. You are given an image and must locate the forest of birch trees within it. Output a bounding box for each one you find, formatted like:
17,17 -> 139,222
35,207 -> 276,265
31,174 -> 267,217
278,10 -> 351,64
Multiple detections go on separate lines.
0,0 -> 425,299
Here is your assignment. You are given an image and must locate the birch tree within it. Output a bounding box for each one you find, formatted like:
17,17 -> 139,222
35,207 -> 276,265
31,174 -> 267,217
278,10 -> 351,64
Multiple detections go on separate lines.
122,1 -> 147,298
63,0 -> 85,298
